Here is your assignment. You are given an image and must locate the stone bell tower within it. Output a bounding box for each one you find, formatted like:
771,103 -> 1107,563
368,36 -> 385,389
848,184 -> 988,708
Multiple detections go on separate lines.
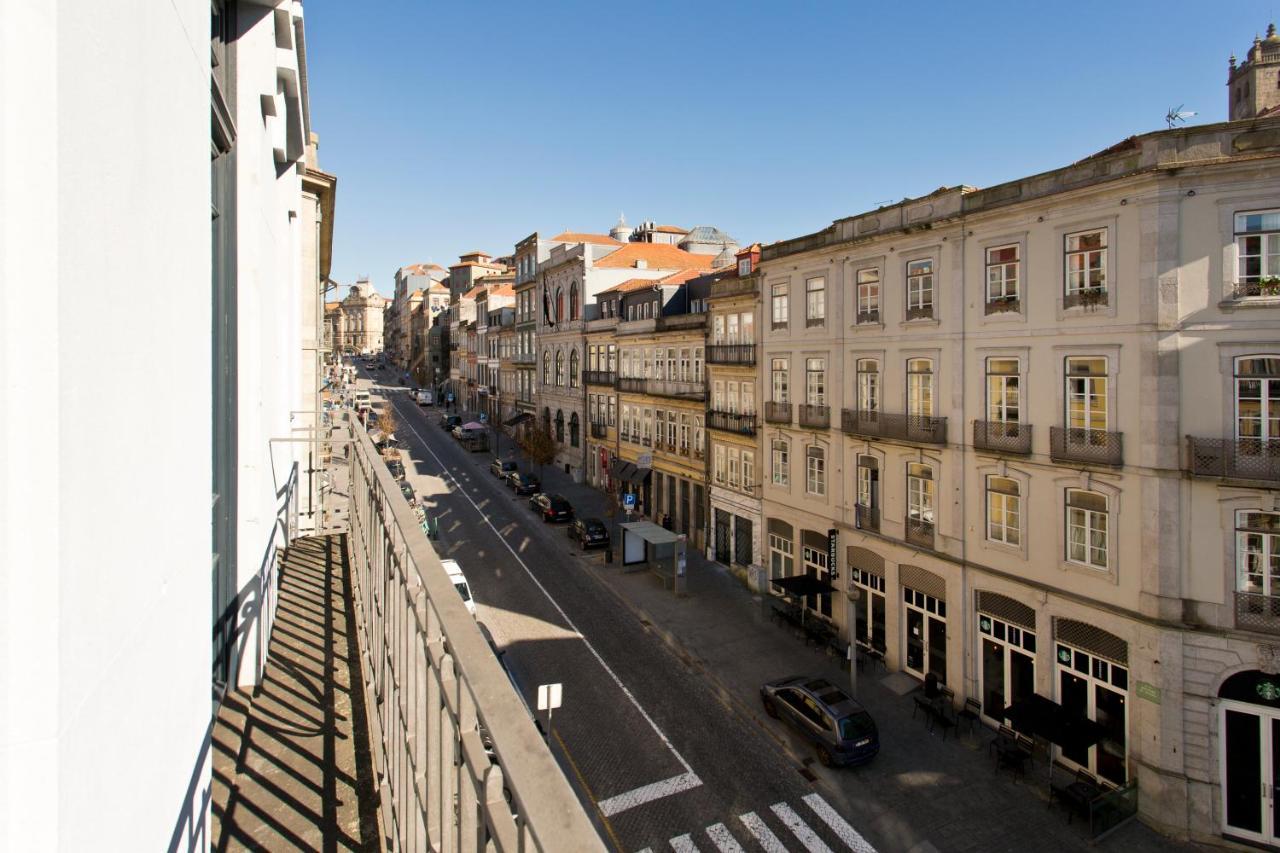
1228,23 -> 1280,121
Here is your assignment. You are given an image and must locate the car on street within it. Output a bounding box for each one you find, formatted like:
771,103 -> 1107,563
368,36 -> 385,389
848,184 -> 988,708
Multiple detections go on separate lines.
567,517 -> 609,550
529,493 -> 573,523
759,676 -> 879,767
490,459 -> 518,479
439,414 -> 462,431
440,559 -> 476,617
507,471 -> 540,495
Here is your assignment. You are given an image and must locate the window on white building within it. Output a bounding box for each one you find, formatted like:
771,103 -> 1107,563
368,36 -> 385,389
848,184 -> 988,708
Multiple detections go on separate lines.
856,268 -> 879,320
907,358 -> 934,418
1236,356 -> 1280,441
771,438 -> 789,486
1066,489 -> 1108,570
805,276 -> 825,325
986,476 -> 1021,546
856,359 -> 879,413
1236,211 -> 1280,289
906,259 -> 934,316
1065,229 -> 1107,297
986,245 -> 1020,304
1065,357 -> 1107,432
771,283 -> 788,327
806,358 -> 826,407
806,446 -> 826,496
907,463 -> 934,525
771,357 -> 789,403
1238,511 -> 1280,599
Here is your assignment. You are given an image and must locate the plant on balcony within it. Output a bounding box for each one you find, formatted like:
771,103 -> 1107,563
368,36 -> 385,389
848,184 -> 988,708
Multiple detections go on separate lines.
1260,276 -> 1280,297
1075,287 -> 1106,309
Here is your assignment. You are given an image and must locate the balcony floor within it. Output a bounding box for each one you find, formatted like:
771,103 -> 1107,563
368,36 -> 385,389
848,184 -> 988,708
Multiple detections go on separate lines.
212,534 -> 381,851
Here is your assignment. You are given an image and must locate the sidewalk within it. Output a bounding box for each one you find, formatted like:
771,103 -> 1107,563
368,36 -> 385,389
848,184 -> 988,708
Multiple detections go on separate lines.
481,431 -> 1200,853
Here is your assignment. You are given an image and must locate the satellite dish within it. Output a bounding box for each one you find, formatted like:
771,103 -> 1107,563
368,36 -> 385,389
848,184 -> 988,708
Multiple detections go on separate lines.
1165,105 -> 1198,129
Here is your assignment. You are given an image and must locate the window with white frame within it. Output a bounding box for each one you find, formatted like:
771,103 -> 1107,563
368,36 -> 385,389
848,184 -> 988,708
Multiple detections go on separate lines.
771,283 -> 789,326
542,351 -> 551,385
857,268 -> 880,319
771,357 -> 789,403
907,463 -> 934,525
1237,511 -> 1280,597
1235,356 -> 1280,441
742,382 -> 755,415
806,358 -> 826,407
769,532 -> 794,584
742,450 -> 755,492
1065,357 -> 1107,432
805,276 -> 826,324
806,446 -> 826,496
772,438 -> 789,486
906,259 -> 934,314
694,347 -> 703,382
679,413 -> 690,453
728,447 -> 740,488
1234,211 -> 1280,288
907,358 -> 934,418
714,445 -> 726,485
986,357 -> 1020,424
1066,489 -> 1108,570
986,245 -> 1020,303
986,476 -> 1021,546
856,359 -> 879,413
555,351 -> 564,386
1065,229 -> 1107,296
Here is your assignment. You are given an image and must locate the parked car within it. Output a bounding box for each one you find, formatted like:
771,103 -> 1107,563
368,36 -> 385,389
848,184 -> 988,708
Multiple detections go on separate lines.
759,676 -> 879,767
385,457 -> 406,480
507,471 -> 540,495
529,493 -> 573,523
490,459 -> 518,479
439,414 -> 462,431
454,426 -> 478,441
567,517 -> 609,550
440,559 -> 476,617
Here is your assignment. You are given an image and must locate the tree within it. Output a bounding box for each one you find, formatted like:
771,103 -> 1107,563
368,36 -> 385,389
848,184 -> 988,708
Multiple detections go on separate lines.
377,403 -> 400,447
518,423 -> 557,480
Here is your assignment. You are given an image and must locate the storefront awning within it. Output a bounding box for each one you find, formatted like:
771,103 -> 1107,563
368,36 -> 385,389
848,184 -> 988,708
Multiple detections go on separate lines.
1004,694 -> 1107,752
504,411 -> 533,427
772,574 -> 835,597
611,460 -> 651,485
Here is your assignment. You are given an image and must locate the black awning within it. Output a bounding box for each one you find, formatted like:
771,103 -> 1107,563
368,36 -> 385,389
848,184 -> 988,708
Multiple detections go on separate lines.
503,411 -> 533,427
625,465 -> 652,485
1004,694 -> 1107,752
611,460 -> 634,479
772,574 -> 835,597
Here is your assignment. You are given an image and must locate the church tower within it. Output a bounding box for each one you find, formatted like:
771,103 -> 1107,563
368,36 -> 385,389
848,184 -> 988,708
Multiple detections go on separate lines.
1229,23 -> 1280,121
610,213 -> 631,243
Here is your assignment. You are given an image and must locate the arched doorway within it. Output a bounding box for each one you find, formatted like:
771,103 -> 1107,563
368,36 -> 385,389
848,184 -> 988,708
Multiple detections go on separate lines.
1220,669 -> 1280,844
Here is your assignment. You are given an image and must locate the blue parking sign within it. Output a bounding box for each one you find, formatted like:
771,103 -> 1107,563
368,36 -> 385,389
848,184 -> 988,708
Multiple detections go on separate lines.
622,493 -> 636,508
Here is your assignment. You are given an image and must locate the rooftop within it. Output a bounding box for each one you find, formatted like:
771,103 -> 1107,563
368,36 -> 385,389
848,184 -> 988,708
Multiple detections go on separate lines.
594,242 -> 718,271
548,231 -> 623,246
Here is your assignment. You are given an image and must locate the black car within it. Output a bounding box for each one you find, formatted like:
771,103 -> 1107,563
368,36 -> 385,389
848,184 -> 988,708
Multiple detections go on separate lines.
760,676 -> 879,767
439,414 -> 462,431
507,471 -> 541,495
567,517 -> 609,550
530,493 -> 573,523
490,459 -> 518,478
385,458 -> 406,480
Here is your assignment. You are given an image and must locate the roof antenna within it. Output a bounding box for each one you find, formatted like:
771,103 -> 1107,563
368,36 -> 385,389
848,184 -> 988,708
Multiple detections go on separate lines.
1165,104 -> 1197,129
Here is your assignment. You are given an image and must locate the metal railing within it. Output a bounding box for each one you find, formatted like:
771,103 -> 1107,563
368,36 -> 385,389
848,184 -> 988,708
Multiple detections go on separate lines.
764,401 -> 792,424
985,297 -> 1020,315
1062,287 -> 1108,310
619,378 -> 706,400
346,424 -> 604,851
1231,281 -> 1280,299
707,410 -> 757,435
906,304 -> 933,321
855,504 -> 879,533
1187,437 -> 1280,483
706,344 -> 756,365
590,421 -> 608,439
855,309 -> 879,325
973,420 -> 1033,455
1050,426 -> 1124,466
840,409 -> 948,445
511,352 -> 535,364
905,518 -> 934,549
583,369 -> 616,386
1236,591 -> 1280,635
798,404 -> 830,429
617,376 -> 646,394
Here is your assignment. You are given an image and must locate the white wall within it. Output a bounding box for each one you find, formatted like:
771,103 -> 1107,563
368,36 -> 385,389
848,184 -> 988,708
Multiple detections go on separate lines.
0,0 -> 213,849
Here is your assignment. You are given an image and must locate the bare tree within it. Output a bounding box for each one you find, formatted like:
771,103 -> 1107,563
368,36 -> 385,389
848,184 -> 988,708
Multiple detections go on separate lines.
519,423 -> 557,481
377,402 -> 400,441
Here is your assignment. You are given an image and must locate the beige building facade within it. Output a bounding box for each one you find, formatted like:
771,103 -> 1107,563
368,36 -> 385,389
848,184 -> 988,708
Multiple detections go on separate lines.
325,277 -> 384,355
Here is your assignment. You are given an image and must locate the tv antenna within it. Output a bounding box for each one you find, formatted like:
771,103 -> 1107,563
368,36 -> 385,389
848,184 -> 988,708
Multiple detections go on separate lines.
1165,105 -> 1197,129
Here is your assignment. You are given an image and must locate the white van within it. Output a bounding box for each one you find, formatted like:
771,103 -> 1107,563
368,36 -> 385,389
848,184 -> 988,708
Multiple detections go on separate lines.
440,559 -> 476,617
416,389 -> 432,406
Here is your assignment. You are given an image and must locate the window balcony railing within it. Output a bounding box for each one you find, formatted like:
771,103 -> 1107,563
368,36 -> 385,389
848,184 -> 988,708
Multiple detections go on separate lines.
634,379 -> 706,401
1062,287 -> 1109,310
905,518 -> 934,549
1236,591 -> 1280,635
641,436 -> 652,447
840,409 -> 948,445
512,352 -> 535,364
906,304 -> 934,321
590,421 -> 608,439
1050,426 -> 1124,467
346,423 -> 600,851
856,309 -> 880,325
973,420 -> 1033,455
707,410 -> 757,436
1187,437 -> 1280,483
985,296 -> 1021,315
706,344 -> 756,365
583,369 -> 616,386
798,404 -> 830,429
1229,281 -> 1280,299
806,316 -> 825,328
855,504 -> 879,532
764,401 -> 792,424
617,376 -> 646,394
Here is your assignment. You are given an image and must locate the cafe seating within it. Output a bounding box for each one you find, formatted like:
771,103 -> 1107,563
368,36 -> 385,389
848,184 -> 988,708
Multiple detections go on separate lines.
1051,767 -> 1103,824
991,725 -> 1034,780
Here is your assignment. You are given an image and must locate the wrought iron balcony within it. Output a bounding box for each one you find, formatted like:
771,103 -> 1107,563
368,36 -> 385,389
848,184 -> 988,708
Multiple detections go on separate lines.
618,378 -> 706,400
583,369 -> 616,386
855,504 -> 879,532
855,309 -> 880,325
590,420 -> 608,439
799,404 -> 830,429
1187,437 -> 1280,483
1062,287 -> 1108,310
985,296 -> 1021,315
617,376 -> 646,394
906,304 -> 934,321
840,410 -> 948,445
512,351 -> 535,364
1230,281 -> 1280,300
973,420 -> 1033,455
905,518 -> 934,549
1236,591 -> 1280,635
764,401 -> 792,424
707,410 -> 757,436
706,344 -> 756,365
1050,426 -> 1124,467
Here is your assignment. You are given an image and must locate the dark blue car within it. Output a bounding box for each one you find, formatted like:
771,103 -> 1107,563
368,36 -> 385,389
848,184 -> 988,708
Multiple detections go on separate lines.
760,676 -> 879,767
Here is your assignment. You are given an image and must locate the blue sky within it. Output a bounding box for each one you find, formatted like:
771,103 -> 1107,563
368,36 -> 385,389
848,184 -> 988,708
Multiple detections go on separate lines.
306,0 -> 1276,295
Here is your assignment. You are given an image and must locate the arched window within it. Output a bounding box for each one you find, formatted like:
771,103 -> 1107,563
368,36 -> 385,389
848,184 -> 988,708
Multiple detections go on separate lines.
542,407 -> 551,433
569,412 -> 580,447
555,288 -> 564,324
569,281 -> 579,321
555,410 -> 565,443
569,349 -> 580,387
555,351 -> 565,386
542,351 -> 550,385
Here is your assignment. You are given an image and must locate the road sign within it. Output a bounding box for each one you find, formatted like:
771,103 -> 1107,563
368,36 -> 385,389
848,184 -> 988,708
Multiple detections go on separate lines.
479,412 -> 487,423
622,493 -> 637,509
636,453 -> 652,468
536,683 -> 562,711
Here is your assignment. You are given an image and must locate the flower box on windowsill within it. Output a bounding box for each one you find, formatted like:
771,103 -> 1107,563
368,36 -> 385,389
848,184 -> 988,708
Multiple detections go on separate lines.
1063,288 -> 1108,311
984,296 -> 1021,315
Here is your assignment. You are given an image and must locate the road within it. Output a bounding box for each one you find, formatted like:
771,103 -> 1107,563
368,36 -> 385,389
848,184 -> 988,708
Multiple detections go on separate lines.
358,364 -> 880,853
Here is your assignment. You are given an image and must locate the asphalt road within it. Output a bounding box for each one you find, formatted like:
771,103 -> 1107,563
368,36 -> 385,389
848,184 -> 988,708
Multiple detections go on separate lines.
358,365 -> 880,853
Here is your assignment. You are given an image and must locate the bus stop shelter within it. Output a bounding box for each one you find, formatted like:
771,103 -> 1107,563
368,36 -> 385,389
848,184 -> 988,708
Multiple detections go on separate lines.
619,521 -> 687,596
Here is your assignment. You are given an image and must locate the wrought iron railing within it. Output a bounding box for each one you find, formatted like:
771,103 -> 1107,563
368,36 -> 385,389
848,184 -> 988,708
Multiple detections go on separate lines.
1231,281 -> 1280,299
512,352 -> 535,364
1187,437 -> 1280,483
905,518 -> 934,549
985,297 -> 1020,315
798,404 -> 830,429
1062,287 -> 1108,310
633,379 -> 706,400
590,420 -> 608,439
973,420 -> 1032,455
583,369 -> 616,386
707,410 -> 757,435
855,504 -> 879,532
906,304 -> 933,321
347,424 -> 603,851
764,401 -> 792,424
840,410 -> 947,445
706,344 -> 756,365
1236,591 -> 1280,635
1050,426 -> 1124,466
617,376 -> 646,394
855,309 -> 879,325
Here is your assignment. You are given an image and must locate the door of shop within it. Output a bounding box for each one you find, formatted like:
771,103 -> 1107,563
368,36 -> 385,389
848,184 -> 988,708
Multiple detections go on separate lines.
1220,671 -> 1280,845
714,509 -> 731,564
904,588 -> 946,683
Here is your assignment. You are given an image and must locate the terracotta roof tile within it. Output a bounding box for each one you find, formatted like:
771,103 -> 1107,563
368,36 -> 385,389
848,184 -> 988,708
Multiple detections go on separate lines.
654,224 -> 688,234
597,277 -> 660,296
594,243 -> 718,271
548,231 -> 623,245
487,284 -> 515,297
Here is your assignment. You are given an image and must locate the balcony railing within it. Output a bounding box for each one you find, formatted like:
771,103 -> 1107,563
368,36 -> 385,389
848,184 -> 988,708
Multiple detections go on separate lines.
1062,287 -> 1109,310
512,352 -> 535,364
840,410 -> 948,445
1187,437 -> 1280,483
985,296 -> 1021,315
1231,281 -> 1280,299
707,410 -> 757,435
590,420 -> 608,439
617,376 -> 646,394
764,401 -> 792,424
973,420 -> 1033,455
855,309 -> 880,325
1050,426 -> 1124,467
799,404 -> 830,429
346,424 -> 602,851
1236,591 -> 1280,635
616,378 -> 706,400
855,504 -> 879,533
583,369 -> 616,386
706,344 -> 756,365
906,304 -> 934,321
905,518 -> 934,549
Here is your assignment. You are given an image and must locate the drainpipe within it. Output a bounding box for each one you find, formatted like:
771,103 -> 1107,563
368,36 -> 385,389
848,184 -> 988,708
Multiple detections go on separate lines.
956,225 -> 972,703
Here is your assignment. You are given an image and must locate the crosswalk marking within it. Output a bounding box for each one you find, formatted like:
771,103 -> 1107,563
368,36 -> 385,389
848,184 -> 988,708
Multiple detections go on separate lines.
669,835 -> 700,853
704,823 -> 744,853
737,811 -> 789,853
771,802 -> 834,853
803,793 -> 877,853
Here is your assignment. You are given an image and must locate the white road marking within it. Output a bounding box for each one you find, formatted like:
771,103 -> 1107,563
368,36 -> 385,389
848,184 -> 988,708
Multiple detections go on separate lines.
803,793 -> 877,853
738,811 -> 788,853
393,402 -> 702,801
704,822 -> 745,852
597,771 -> 702,817
669,834 -> 700,853
771,802 -> 832,853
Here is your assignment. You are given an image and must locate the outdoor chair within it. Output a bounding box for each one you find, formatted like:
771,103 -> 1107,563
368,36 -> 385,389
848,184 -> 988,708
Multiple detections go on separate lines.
958,698 -> 982,736
1051,767 -> 1102,824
